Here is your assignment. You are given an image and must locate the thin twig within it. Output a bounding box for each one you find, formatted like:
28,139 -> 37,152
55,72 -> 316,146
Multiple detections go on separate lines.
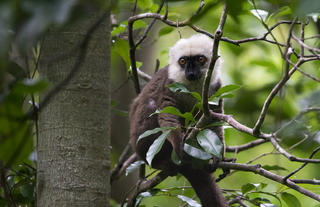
218,162 -> 320,202
283,147 -> 320,181
292,179 -> 320,185
292,35 -> 320,54
191,20 -> 300,49
226,139 -> 268,153
135,0 -> 165,47
111,143 -> 133,183
202,3 -> 227,117
250,0 -> 284,57
252,57 -> 302,135
0,163 -> 16,207
300,23 -> 305,57
275,107 -> 320,136
270,138 -> 320,163
126,171 -> 169,207
296,67 -> 320,82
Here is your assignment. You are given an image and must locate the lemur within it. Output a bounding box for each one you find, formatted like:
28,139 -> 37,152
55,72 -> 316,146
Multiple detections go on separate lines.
129,34 -> 228,207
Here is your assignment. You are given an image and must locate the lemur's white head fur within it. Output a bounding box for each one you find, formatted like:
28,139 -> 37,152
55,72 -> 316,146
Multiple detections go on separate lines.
168,34 -> 221,85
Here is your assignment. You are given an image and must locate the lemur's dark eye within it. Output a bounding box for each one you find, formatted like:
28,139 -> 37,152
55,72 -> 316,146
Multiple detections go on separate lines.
198,56 -> 206,63
179,58 -> 186,65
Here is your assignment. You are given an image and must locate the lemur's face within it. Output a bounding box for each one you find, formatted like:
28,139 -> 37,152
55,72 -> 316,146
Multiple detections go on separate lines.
177,55 -> 207,81
168,34 -> 214,84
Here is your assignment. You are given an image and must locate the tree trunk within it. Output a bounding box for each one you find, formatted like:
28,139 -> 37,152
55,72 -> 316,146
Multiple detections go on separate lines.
37,6 -> 110,207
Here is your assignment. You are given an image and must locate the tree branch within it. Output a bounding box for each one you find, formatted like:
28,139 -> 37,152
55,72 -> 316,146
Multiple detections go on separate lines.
218,162 -> 320,202
283,147 -> 320,180
202,3 -> 227,117
126,171 -> 169,207
226,139 -> 268,153
270,138 -> 320,163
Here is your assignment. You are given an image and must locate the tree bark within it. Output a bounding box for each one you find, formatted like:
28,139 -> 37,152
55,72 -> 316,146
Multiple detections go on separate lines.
37,6 -> 110,207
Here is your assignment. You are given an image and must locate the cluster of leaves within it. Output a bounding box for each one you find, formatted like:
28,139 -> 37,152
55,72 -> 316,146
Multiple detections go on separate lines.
135,82 -> 239,167
0,78 -> 47,167
0,164 -> 35,206
229,182 -> 302,207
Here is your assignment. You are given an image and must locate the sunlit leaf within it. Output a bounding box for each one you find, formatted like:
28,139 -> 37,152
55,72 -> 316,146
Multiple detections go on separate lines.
126,161 -> 145,176
177,195 -> 201,207
250,9 -> 269,21
260,204 -> 277,207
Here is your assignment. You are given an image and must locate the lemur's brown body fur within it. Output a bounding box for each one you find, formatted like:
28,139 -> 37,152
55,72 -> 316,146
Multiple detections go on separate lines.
129,34 -> 228,207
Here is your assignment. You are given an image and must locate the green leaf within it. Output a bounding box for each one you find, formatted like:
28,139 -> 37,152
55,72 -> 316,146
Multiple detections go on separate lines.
241,183 -> 255,194
241,183 -> 268,194
183,143 -> 212,160
190,92 -> 202,102
20,183 -> 34,198
281,192 -> 301,207
137,0 -> 153,10
111,24 -> 126,36
126,161 -> 145,176
209,84 -> 240,101
133,20 -> 147,30
204,122 -> 225,128
146,130 -> 171,165
296,0 -> 320,17
260,204 -> 277,207
112,39 -> 130,69
137,126 -> 174,144
167,82 -> 202,102
262,165 -> 288,171
196,129 -> 223,159
220,93 -> 234,99
158,27 -> 174,37
177,195 -> 201,207
15,78 -> 48,94
167,82 -> 190,93
153,106 -> 195,123
250,9 -> 269,21
171,150 -> 181,165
